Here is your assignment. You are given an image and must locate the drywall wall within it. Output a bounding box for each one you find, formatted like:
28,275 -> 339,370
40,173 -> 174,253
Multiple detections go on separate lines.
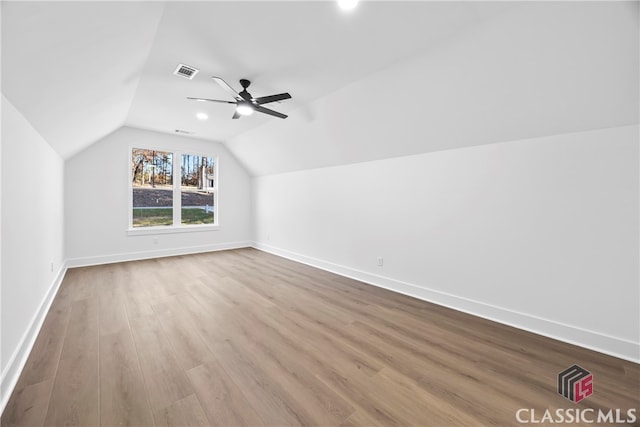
228,1 -> 638,176
1,95 -> 65,409
65,127 -> 252,265
253,125 -> 640,362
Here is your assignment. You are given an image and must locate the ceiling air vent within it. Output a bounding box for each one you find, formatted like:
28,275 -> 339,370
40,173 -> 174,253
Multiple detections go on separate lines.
173,64 -> 199,80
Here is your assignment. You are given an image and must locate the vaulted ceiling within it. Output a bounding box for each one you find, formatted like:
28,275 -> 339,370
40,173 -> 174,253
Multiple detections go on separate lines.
2,1 -> 638,175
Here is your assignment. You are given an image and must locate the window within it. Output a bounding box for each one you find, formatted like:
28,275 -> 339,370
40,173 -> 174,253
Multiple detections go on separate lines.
130,148 -> 218,232
181,154 -> 215,225
132,149 -> 174,227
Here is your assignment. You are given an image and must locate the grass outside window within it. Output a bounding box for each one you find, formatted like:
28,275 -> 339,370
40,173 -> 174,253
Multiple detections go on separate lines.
132,208 -> 214,227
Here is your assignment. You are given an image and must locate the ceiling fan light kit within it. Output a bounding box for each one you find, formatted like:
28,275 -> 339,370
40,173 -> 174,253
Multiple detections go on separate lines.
337,0 -> 359,11
236,103 -> 254,116
188,77 -> 291,119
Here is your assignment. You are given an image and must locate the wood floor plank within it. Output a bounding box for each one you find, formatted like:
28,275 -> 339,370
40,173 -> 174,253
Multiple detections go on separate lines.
116,262 -> 156,320
340,409 -> 387,427
99,292 -> 129,337
229,309 -> 356,425
153,394 -> 209,427
121,289 -> 156,320
100,330 -> 155,427
210,336 -> 312,426
266,305 -> 384,377
44,297 -> 100,427
151,295 -> 217,371
186,361 -> 264,427
186,278 -> 235,311
369,367 -> 481,426
128,313 -> 195,414
65,267 -> 99,302
3,248 -> 638,426
1,379 -> 53,427
16,300 -> 71,388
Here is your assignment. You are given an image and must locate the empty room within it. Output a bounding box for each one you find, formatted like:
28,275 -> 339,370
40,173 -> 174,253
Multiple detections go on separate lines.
1,1 -> 638,426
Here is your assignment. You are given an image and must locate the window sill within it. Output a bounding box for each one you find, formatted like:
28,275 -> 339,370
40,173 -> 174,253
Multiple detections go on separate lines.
127,225 -> 219,236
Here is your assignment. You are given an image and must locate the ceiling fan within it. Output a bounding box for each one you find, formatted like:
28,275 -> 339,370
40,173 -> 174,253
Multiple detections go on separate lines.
188,77 -> 292,119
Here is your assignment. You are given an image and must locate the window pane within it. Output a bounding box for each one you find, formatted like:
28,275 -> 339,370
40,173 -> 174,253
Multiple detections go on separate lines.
181,154 -> 215,225
132,149 -> 173,227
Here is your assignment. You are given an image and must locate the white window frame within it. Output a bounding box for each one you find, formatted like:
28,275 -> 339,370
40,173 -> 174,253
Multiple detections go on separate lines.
127,145 -> 219,235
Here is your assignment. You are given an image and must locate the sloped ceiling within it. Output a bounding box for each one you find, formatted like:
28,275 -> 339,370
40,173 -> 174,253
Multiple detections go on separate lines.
2,1 -> 638,174
228,1 -> 640,176
126,1 -> 513,142
1,2 -> 165,159
2,1 -> 514,160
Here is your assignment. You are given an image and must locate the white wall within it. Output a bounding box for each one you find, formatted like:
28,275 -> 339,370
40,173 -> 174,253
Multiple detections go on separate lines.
65,126 -> 252,265
253,125 -> 640,362
1,95 -> 65,408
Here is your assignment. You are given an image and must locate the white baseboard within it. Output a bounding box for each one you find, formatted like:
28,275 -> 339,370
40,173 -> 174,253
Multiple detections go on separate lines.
66,241 -> 252,268
252,242 -> 640,364
0,262 -> 68,415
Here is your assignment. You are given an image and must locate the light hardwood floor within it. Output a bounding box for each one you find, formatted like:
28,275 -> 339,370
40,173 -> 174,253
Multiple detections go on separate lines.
2,248 -> 638,426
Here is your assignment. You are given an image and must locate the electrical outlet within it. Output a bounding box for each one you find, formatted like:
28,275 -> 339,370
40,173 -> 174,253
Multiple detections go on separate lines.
153,237 -> 159,245
377,257 -> 384,267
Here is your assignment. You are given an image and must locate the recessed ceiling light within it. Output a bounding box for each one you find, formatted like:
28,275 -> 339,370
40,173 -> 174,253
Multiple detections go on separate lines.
337,0 -> 359,11
196,112 -> 208,120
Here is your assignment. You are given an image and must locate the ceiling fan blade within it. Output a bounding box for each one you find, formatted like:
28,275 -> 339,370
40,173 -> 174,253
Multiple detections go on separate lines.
232,110 -> 241,119
253,93 -> 292,105
186,97 -> 235,104
212,76 -> 243,101
255,105 -> 288,119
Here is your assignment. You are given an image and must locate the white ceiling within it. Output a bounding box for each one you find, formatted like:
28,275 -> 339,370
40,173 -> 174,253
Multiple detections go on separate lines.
2,1 -> 638,175
2,1 -> 514,159
228,1 -> 640,175
126,1 -> 515,141
2,1 -> 165,159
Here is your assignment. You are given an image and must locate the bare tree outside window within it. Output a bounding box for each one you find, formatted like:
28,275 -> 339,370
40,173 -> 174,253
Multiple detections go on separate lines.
181,154 -> 215,225
131,148 -> 173,227
131,149 -> 217,228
